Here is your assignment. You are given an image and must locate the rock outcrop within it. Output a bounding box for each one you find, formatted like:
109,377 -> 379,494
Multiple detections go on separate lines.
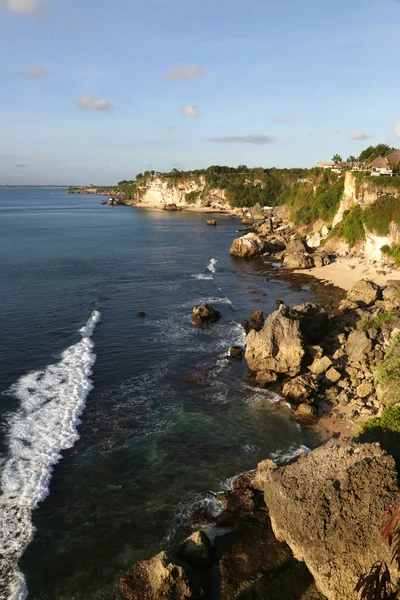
283,253 -> 314,269
347,279 -> 381,307
230,233 -> 264,258
245,305 -> 305,380
253,438 -> 400,600
191,303 -> 221,326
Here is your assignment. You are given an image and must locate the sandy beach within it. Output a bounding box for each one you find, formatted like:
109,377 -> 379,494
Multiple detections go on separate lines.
296,256 -> 400,291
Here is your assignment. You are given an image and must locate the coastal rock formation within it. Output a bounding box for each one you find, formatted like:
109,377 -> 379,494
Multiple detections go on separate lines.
229,346 -> 243,360
283,253 -> 314,269
245,305 -> 304,378
119,551 -> 197,599
253,438 -> 400,600
347,279 -> 381,307
191,303 -> 221,326
291,302 -> 330,344
230,233 -> 264,258
285,239 -> 308,254
382,279 -> 400,309
313,251 -> 331,268
176,531 -> 214,571
282,374 -> 318,402
206,219 -> 217,226
163,203 -> 181,211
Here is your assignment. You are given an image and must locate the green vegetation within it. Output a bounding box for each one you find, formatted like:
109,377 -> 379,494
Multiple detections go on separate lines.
376,332 -> 400,406
358,144 -> 397,163
363,195 -> 400,236
332,205 -> 365,246
381,244 -> 400,266
361,404 -> 400,434
357,312 -> 400,332
185,190 -> 202,204
332,154 -> 342,164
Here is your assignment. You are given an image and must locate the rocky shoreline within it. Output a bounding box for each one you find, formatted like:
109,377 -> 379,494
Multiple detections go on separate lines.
118,208 -> 400,600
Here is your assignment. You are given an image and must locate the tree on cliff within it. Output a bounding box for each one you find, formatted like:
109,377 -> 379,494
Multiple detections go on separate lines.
358,144 -> 397,163
332,154 -> 342,164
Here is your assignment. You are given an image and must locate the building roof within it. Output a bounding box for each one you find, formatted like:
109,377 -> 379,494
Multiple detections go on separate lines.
386,150 -> 400,168
369,156 -> 390,169
317,161 -> 335,168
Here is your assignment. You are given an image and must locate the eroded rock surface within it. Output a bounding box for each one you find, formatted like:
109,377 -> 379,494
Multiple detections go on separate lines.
347,279 -> 381,307
191,303 -> 221,326
230,233 -> 264,258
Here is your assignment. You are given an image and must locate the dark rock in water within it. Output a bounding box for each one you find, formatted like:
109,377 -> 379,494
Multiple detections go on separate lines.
100,200 -> 106,205
176,531 -> 214,571
276,299 -> 284,307
138,311 -> 147,317
250,310 -> 264,328
292,403 -> 317,424
253,438 -> 400,600
191,303 -> 221,326
230,346 -> 243,360
241,319 -> 250,334
206,219 -> 217,226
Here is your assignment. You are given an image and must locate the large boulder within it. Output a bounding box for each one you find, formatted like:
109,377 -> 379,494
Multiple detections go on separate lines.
119,551 -> 196,599
253,439 -> 400,600
191,303 -> 221,326
347,279 -> 381,307
291,302 -> 330,344
245,305 -> 305,378
230,233 -> 264,258
176,531 -> 213,571
346,330 -> 372,363
313,251 -> 331,268
283,254 -> 314,269
286,239 -> 308,254
382,280 -> 400,309
282,374 -> 318,403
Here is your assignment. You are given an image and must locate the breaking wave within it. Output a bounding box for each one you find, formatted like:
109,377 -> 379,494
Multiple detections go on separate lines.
0,311 -> 101,600
207,258 -> 218,273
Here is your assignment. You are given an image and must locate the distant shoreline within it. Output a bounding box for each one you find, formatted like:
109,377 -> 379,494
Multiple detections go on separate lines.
0,185 -> 69,189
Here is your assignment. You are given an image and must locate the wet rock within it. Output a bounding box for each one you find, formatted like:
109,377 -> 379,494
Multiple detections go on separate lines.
346,330 -> 372,363
282,375 -> 318,403
293,403 -> 317,424
245,306 -> 304,377
230,346 -> 243,360
176,531 -> 214,571
191,303 -> 221,326
230,233 -> 264,258
309,356 -> 332,375
206,219 -> 217,226
283,253 -> 314,270
119,551 -> 197,600
138,311 -> 147,317
347,279 -> 381,307
253,438 -> 400,600
241,319 -> 250,334
250,310 -> 264,328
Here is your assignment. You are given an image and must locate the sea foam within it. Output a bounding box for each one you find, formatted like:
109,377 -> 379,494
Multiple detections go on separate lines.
207,258 -> 218,274
0,310 -> 101,600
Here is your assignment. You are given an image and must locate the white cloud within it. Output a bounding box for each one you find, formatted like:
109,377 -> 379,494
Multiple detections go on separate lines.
209,135 -> 276,145
165,66 -> 205,81
179,104 -> 200,118
75,94 -> 113,111
273,116 -> 289,123
4,0 -> 45,15
349,130 -> 371,141
393,123 -> 400,139
23,65 -> 46,78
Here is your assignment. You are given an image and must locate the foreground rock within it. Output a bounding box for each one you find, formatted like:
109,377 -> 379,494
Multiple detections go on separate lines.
191,303 -> 221,326
245,305 -> 304,381
230,233 -> 264,258
253,438 -> 400,600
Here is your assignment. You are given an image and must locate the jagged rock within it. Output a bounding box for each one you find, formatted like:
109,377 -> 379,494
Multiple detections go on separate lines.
206,219 -> 217,226
283,253 -> 314,269
313,252 -> 331,268
253,438 -> 400,600
242,214 -> 254,226
245,306 -> 304,377
309,356 -> 332,375
230,233 -> 264,258
356,381 -> 374,399
323,367 -> 342,385
229,346 -> 243,360
339,299 -> 358,312
347,279 -> 381,307
293,403 -> 317,424
191,303 -> 221,326
119,551 -> 196,600
255,221 -> 272,237
382,280 -> 400,309
176,531 -> 213,571
138,311 -> 147,317
286,239 -> 308,254
291,303 -> 330,344
255,370 -> 278,385
250,310 -> 264,328
241,319 -> 250,333
346,330 -> 372,363
163,203 -> 181,211
282,375 -> 318,402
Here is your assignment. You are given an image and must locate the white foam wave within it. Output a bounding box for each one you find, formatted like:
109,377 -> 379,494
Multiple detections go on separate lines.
207,258 -> 218,273
269,444 -> 310,465
182,297 -> 232,308
192,274 -> 213,281
0,310 -> 101,600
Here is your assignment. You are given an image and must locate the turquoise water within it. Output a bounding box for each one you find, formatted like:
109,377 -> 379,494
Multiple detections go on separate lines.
0,189 -> 325,599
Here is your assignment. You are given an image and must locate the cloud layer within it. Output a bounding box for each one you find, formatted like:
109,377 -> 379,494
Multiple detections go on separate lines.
75,95 -> 113,111
4,0 -> 44,15
23,65 -> 46,78
179,104 -> 200,118
209,135 -> 275,145
349,130 -> 370,141
393,124 -> 400,139
165,66 -> 204,81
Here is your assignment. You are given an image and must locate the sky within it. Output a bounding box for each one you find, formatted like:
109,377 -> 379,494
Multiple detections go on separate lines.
1,0 -> 400,185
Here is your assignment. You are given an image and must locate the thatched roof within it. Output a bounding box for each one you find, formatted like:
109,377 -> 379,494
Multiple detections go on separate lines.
369,156 -> 390,169
386,150 -> 400,168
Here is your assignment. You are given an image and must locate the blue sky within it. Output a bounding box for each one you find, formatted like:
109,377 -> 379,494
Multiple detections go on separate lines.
1,0 -> 400,184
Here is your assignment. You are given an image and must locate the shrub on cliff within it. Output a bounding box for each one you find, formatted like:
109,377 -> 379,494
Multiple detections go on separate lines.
363,195 -> 400,236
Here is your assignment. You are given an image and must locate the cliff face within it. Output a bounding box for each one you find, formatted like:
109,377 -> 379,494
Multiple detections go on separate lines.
128,176 -> 229,209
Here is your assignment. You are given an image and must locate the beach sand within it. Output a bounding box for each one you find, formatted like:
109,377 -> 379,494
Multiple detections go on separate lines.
296,256 -> 400,291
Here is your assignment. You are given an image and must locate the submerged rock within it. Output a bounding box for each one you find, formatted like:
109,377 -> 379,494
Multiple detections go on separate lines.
230,233 -> 264,258
191,303 -> 221,326
253,438 -> 400,600
230,346 -> 243,360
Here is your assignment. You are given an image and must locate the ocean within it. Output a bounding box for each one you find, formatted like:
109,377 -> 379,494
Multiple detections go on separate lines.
0,188 -> 327,599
